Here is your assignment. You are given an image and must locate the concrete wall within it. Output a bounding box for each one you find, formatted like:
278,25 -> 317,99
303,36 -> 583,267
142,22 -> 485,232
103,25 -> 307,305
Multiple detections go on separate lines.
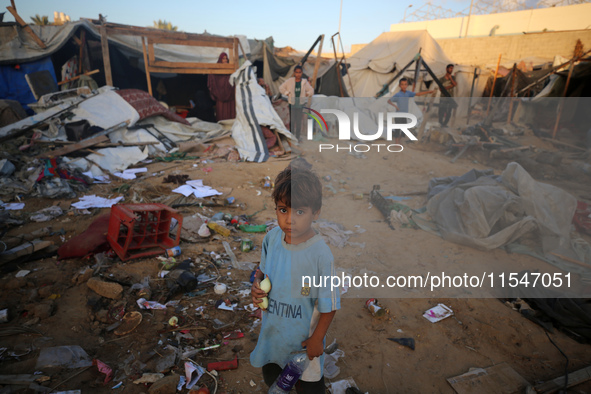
390,3 -> 591,39
437,30 -> 591,67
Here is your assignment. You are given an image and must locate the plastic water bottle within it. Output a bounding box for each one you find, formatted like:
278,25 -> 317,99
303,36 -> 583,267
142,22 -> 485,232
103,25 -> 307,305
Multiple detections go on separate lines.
268,351 -> 310,393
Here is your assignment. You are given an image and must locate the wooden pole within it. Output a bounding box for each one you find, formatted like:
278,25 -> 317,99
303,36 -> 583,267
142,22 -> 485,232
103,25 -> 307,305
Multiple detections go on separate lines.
78,30 -> 86,74
57,69 -> 99,86
412,56 -> 422,92
99,26 -> 113,86
467,67 -> 479,124
552,57 -> 575,139
310,34 -> 324,90
507,63 -> 517,123
486,54 -> 502,116
6,6 -> 46,49
141,36 -> 153,96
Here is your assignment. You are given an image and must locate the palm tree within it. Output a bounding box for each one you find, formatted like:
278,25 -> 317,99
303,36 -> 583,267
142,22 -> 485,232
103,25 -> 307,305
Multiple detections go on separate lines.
153,19 -> 178,31
30,14 -> 49,25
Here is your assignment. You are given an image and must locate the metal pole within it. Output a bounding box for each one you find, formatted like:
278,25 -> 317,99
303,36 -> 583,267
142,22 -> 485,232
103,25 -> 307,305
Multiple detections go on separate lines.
507,63 -> 517,124
465,0 -> 474,38
467,67 -> 480,124
336,0 -> 343,53
552,58 -> 575,139
486,54 -> 502,116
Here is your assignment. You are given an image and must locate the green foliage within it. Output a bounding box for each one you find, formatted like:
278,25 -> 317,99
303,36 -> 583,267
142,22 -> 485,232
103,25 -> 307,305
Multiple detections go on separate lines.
153,19 -> 178,31
30,14 -> 50,25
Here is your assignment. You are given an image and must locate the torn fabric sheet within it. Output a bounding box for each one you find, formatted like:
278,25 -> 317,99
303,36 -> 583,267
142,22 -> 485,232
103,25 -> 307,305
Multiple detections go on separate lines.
1,202 -> 24,210
230,60 -> 295,163
72,195 -> 123,209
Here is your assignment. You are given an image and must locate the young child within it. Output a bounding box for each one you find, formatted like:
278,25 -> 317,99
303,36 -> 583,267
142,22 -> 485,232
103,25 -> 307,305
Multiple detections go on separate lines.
250,165 -> 340,393
388,77 -> 435,144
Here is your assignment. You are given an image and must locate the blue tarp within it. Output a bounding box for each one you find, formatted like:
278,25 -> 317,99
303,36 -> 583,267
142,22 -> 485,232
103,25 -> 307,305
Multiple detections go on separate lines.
0,57 -> 57,114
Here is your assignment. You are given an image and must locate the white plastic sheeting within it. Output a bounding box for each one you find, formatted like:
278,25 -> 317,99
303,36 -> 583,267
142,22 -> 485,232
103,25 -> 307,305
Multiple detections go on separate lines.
0,20 -> 250,67
230,61 -> 295,162
70,88 -> 139,129
86,146 -> 148,174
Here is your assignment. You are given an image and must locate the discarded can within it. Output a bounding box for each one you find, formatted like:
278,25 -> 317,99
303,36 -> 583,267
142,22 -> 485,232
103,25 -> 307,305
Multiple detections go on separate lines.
223,213 -> 233,222
262,176 -> 273,188
165,246 -> 181,257
226,196 -> 235,205
365,298 -> 386,317
208,222 -> 231,237
241,238 -> 253,252
353,193 -> 364,200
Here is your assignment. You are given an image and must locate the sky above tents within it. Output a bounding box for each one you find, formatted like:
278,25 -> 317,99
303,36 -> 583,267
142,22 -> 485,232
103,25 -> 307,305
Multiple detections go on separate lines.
6,0 -> 479,52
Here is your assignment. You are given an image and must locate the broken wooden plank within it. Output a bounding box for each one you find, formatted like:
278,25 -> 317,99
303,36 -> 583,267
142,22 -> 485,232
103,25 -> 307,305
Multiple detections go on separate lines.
4,227 -> 52,250
6,6 -> 46,49
534,365 -> 591,394
41,120 -> 129,158
100,26 -> 113,86
0,240 -> 53,265
0,374 -> 48,385
541,137 -> 587,152
42,134 -> 109,158
57,69 -> 99,86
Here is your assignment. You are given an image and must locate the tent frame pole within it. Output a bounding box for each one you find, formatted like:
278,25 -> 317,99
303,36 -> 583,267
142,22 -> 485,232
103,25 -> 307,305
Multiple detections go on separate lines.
486,54 -> 502,117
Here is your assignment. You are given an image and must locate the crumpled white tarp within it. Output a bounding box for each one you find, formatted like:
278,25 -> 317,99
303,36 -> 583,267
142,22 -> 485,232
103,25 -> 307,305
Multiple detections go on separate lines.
230,60 -> 295,162
426,162 -> 591,279
427,162 -> 576,252
86,147 -> 148,174
70,88 -> 139,129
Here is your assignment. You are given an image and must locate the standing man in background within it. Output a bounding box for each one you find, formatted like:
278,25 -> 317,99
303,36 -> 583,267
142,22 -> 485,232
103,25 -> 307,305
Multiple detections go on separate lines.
279,65 -> 314,142
438,64 -> 457,127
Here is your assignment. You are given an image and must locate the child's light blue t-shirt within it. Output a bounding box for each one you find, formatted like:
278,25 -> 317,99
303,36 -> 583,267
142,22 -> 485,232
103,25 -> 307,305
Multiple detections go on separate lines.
250,226 -> 340,381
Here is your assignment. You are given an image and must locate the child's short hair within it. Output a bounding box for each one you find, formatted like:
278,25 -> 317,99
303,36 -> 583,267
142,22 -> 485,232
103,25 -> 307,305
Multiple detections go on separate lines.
272,165 -> 322,212
399,77 -> 408,85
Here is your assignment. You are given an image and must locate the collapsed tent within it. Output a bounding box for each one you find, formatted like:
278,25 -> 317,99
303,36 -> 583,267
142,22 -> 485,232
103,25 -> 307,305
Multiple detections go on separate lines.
427,162 -> 591,279
256,43 -> 348,98
0,19 -> 252,112
230,61 -> 295,162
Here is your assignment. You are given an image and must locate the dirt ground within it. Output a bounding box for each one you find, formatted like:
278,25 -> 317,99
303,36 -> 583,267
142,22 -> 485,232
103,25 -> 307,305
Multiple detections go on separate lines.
1,124 -> 591,393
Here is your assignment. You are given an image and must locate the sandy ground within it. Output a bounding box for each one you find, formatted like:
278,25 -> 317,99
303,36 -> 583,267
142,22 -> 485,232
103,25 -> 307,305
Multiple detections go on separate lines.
1,127 -> 591,393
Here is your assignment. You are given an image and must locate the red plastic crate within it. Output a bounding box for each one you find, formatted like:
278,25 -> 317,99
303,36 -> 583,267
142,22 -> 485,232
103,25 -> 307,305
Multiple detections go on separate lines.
107,203 -> 183,261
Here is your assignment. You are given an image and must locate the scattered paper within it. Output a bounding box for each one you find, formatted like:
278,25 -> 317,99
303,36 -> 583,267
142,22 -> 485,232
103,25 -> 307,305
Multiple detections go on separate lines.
328,377 -> 359,394
1,202 -> 25,210
217,303 -> 237,312
16,270 -> 30,278
184,361 -> 206,389
82,171 -> 111,184
114,168 -> 147,180
423,303 -> 454,323
72,195 -> 123,209
173,179 -> 222,199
